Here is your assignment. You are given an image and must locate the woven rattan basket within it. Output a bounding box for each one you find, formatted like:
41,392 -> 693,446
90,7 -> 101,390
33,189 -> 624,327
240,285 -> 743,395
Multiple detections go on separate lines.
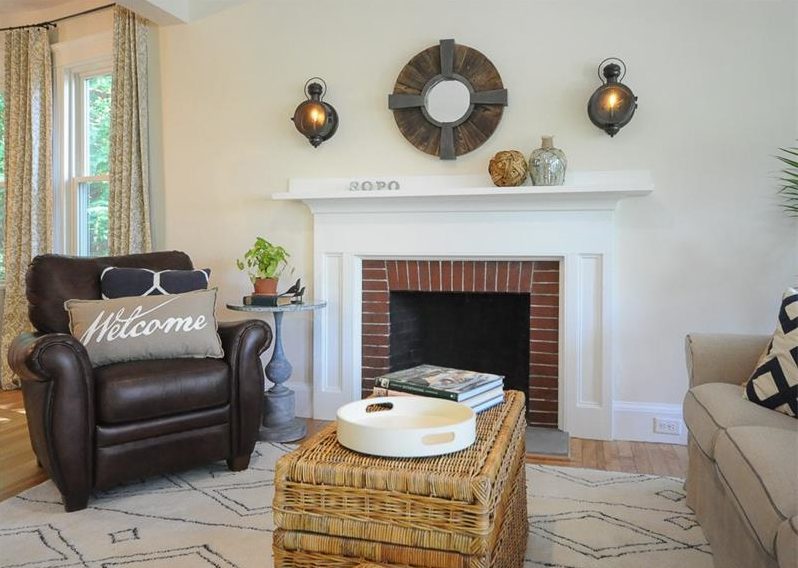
273,391 -> 527,566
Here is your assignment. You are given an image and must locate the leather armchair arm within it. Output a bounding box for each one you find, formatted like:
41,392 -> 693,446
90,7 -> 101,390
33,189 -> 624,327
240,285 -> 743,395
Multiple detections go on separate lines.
218,320 -> 272,459
8,332 -> 95,511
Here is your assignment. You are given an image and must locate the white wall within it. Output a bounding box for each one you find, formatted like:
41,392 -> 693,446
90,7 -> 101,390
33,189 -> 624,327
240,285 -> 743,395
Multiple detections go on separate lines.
153,0 -> 798,437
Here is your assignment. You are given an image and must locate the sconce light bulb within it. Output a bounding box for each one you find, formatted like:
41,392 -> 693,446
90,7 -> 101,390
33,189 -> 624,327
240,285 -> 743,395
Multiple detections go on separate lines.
309,107 -> 325,126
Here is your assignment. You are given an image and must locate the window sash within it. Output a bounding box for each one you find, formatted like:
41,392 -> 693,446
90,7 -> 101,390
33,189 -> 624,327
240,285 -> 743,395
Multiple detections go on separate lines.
55,60 -> 111,256
75,177 -> 109,257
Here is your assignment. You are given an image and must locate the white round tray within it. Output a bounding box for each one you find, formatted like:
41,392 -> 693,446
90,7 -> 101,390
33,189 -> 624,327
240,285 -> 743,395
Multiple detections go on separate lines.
336,396 -> 476,458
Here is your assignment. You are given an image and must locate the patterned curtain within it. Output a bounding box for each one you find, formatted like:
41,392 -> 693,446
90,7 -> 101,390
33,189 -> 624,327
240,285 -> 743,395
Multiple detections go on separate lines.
1,28 -> 53,389
109,6 -> 151,255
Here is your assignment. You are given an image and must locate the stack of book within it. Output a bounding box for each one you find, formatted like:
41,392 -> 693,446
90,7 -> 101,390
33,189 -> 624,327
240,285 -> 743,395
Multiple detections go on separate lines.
373,364 -> 505,413
243,295 -> 293,307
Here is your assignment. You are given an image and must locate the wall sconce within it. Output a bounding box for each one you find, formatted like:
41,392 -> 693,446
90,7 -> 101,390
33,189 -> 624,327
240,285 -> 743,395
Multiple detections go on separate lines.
291,77 -> 338,147
587,58 -> 637,137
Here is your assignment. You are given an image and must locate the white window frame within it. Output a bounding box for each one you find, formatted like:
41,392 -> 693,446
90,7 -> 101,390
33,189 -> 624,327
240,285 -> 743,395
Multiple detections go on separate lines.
52,32 -> 112,257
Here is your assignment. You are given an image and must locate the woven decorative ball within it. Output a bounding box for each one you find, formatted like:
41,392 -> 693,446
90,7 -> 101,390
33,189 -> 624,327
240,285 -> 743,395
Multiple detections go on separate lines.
488,150 -> 528,187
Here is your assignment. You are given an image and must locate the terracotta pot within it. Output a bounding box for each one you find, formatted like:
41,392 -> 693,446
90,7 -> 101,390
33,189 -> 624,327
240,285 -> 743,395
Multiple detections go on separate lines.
253,277 -> 278,295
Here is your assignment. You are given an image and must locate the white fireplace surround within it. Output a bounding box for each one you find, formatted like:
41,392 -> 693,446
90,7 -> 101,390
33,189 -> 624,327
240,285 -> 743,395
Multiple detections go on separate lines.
275,171 -> 654,440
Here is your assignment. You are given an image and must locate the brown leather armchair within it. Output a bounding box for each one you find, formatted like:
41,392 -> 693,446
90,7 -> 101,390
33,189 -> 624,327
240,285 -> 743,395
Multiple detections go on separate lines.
7,251 -> 272,512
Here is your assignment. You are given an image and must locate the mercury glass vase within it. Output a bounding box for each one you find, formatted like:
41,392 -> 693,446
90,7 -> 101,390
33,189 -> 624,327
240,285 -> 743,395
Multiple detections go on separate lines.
529,135 -> 567,186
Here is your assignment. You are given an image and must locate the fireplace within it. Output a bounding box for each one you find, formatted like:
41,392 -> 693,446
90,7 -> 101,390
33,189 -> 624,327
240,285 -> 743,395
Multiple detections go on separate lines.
361,259 -> 560,428
278,171 -> 654,439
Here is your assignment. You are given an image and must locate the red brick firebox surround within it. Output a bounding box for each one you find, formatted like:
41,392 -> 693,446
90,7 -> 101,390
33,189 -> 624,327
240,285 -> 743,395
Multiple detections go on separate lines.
361,259 -> 561,428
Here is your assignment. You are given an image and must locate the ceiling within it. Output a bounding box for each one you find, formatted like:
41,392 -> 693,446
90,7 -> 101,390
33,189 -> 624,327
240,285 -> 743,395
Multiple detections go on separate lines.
0,0 -> 253,24
0,0 -> 77,14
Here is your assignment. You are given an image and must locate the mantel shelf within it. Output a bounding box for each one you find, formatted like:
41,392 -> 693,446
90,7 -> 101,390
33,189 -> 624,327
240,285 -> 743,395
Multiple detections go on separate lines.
273,170 -> 653,213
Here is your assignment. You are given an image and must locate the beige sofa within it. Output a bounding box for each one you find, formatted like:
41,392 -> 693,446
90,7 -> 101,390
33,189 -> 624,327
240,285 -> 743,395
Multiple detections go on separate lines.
683,333 -> 798,568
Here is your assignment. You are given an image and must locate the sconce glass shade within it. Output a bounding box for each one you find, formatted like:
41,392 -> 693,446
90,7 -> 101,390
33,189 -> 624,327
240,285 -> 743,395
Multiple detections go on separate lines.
587,60 -> 637,137
292,79 -> 338,147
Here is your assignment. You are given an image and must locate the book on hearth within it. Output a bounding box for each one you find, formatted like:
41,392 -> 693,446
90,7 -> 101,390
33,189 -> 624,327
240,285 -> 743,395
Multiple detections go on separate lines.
373,364 -> 504,402
373,385 -> 505,412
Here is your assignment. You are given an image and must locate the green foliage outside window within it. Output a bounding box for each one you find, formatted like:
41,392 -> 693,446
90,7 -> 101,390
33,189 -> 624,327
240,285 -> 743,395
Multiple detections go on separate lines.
86,75 -> 111,255
87,75 -> 111,176
87,181 -> 110,256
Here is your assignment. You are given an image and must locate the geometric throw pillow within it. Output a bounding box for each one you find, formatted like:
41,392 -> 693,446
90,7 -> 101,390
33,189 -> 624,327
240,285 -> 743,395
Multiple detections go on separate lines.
65,288 -> 224,367
743,288 -> 798,417
100,266 -> 210,299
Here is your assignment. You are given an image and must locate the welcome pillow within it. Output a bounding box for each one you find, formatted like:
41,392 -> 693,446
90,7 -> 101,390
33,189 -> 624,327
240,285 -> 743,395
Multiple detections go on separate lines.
66,288 -> 224,367
743,288 -> 798,417
100,267 -> 211,299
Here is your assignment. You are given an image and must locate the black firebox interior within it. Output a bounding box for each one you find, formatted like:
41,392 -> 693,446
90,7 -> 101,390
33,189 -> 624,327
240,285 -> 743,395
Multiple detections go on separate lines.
389,291 -> 530,398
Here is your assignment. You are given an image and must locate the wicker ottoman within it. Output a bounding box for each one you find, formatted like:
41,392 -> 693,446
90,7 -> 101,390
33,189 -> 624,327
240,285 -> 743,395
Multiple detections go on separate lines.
272,390 -> 528,568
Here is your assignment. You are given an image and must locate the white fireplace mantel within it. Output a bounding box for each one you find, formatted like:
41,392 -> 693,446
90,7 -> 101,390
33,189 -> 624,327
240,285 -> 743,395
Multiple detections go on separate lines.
274,171 -> 653,213
278,171 -> 654,441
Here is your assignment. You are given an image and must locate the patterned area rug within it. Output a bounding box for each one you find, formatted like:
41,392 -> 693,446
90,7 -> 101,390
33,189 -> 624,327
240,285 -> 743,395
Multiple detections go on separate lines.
0,442 -> 712,567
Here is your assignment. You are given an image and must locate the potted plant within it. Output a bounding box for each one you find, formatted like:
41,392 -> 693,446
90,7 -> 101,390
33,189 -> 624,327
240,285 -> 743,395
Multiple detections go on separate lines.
236,237 -> 290,295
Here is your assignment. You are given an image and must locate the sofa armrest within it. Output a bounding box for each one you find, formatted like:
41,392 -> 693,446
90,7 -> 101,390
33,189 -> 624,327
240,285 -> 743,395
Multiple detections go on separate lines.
685,333 -> 770,388
7,332 -> 95,511
218,320 -> 273,458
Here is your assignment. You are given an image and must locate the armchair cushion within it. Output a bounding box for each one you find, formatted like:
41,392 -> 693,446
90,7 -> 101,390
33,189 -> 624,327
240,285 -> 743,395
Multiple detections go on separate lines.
95,358 -> 229,424
66,288 -> 223,366
100,266 -> 210,299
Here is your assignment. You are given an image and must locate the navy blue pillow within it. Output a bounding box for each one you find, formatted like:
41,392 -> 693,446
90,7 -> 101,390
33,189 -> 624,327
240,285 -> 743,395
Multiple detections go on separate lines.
100,267 -> 211,299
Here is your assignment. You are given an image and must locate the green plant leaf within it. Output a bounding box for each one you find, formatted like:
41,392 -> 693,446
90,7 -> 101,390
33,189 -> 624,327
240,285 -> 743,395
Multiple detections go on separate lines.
777,146 -> 798,216
236,236 -> 291,280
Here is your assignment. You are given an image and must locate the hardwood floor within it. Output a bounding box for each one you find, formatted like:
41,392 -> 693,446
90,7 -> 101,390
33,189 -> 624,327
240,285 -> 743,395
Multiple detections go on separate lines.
0,390 -> 48,502
0,390 -> 687,503
526,438 -> 688,477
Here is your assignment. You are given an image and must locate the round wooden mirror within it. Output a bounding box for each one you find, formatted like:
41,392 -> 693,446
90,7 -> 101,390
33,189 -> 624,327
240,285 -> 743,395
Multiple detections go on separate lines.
388,39 -> 508,160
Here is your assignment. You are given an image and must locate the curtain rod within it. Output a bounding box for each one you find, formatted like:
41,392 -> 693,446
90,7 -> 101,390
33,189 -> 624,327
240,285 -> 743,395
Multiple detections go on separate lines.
0,3 -> 115,33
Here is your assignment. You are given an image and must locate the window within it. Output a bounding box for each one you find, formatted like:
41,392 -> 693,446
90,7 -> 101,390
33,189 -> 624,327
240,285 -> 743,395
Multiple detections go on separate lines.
72,71 -> 111,257
75,73 -> 111,256
53,32 -> 113,259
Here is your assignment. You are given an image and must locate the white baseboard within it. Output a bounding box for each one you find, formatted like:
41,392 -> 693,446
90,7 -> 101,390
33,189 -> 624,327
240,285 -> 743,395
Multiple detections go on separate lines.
612,401 -> 687,445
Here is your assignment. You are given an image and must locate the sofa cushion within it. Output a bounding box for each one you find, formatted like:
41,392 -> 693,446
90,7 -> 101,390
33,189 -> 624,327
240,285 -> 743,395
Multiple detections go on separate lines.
776,517 -> 798,568
714,426 -> 798,557
95,358 -> 230,424
744,288 -> 798,417
684,383 -> 797,459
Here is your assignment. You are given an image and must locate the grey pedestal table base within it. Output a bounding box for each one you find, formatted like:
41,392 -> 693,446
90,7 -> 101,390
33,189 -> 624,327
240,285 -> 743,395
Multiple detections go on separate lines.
226,301 -> 326,443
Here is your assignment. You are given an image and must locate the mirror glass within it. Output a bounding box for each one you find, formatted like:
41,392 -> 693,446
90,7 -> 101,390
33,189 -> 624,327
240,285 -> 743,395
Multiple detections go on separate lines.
425,79 -> 471,124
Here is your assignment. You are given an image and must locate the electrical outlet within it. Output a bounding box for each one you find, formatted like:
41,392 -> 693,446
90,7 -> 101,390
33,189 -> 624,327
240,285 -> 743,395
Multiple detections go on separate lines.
654,418 -> 682,436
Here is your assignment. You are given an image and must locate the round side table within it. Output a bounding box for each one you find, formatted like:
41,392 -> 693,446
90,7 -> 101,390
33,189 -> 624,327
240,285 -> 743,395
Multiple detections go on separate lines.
226,301 -> 326,442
